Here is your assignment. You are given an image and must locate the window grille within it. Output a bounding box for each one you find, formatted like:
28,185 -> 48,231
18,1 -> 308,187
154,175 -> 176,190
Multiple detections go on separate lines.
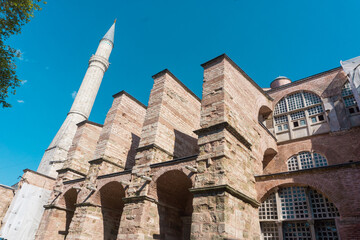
286,152 -> 328,171
298,152 -> 314,169
307,105 -> 324,116
313,153 -> 327,167
275,115 -> 288,125
341,81 -> 359,114
259,186 -> 339,239
287,156 -> 299,171
283,222 -> 312,240
309,189 -> 339,219
341,81 -> 353,97
261,222 -> 279,240
259,193 -> 278,220
287,93 -> 304,111
304,92 -> 321,106
290,111 -> 305,120
274,98 -> 287,115
273,92 -> 326,137
315,220 -> 338,240
343,95 -> 356,107
279,187 -> 309,219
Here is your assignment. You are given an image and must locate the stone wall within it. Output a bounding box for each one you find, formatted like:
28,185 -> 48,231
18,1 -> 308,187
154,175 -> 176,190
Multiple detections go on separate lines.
136,69 -> 201,164
94,91 -> 147,169
264,127 -> 360,174
64,121 -> 103,175
0,185 -> 14,227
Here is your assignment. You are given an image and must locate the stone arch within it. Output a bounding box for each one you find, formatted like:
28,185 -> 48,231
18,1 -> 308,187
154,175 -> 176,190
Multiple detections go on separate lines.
258,105 -> 273,130
262,148 -> 277,170
156,169 -> 193,240
62,188 -> 78,237
92,181 -> 125,240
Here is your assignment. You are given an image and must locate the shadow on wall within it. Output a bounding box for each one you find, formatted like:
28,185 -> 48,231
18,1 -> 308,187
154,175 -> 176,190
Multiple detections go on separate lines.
59,188 -> 78,237
174,129 -> 198,158
156,170 -> 193,240
99,182 -> 125,240
125,133 -> 141,169
262,148 -> 277,171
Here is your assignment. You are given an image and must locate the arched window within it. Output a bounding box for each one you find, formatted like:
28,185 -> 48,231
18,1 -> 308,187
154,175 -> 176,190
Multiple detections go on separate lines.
274,92 -> 326,133
287,152 -> 328,171
341,81 -> 359,114
259,186 -> 339,239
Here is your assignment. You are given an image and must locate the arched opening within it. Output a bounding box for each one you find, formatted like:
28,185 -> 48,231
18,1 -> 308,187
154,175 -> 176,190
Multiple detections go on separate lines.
62,188 -> 78,237
99,182 -> 125,240
263,148 -> 277,170
259,185 -> 340,239
273,91 -> 329,141
156,170 -> 193,240
258,105 -> 273,129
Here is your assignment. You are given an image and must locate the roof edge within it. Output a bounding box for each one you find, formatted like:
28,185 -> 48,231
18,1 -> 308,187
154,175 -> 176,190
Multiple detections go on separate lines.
152,69 -> 201,102
266,66 -> 342,93
112,90 -> 147,109
201,54 -> 273,101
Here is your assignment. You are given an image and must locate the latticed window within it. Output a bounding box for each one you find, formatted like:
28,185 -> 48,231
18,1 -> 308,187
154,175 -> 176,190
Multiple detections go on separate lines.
259,186 -> 340,240
273,92 -> 326,134
341,81 -> 359,114
286,152 -> 328,171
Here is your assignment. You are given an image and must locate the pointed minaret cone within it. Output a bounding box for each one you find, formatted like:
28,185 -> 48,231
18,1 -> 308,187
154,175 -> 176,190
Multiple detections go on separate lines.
37,22 -> 116,178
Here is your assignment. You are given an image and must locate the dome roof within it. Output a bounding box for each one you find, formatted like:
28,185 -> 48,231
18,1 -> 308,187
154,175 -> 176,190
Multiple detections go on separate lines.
270,76 -> 292,89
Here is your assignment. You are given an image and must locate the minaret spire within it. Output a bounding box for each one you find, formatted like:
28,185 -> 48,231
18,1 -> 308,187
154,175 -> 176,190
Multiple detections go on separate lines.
103,19 -> 116,45
37,22 -> 116,178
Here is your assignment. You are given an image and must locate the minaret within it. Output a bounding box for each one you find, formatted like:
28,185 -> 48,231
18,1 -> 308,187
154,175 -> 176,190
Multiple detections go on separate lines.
37,21 -> 116,178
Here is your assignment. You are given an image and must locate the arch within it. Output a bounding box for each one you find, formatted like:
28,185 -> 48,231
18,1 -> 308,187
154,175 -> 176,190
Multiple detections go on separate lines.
61,188 -> 78,237
259,184 -> 340,239
156,170 -> 193,240
95,181 -> 125,240
285,151 -> 328,171
262,148 -> 277,170
273,89 -> 323,106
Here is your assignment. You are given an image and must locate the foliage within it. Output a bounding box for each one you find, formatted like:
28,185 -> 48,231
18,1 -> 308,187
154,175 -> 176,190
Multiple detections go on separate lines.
0,0 -> 44,108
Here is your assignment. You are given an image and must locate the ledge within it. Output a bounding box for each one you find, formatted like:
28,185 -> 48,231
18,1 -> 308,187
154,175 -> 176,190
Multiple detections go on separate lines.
112,90 -> 147,109
56,167 -> 87,177
258,121 -> 277,141
190,184 -> 259,208
136,143 -> 175,157
44,204 -> 74,212
201,54 -> 272,101
63,177 -> 85,185
0,184 -> 15,190
150,155 -> 198,168
76,120 -> 103,128
122,195 -> 156,204
88,157 -> 124,169
97,169 -> 131,179
152,69 -> 201,102
194,122 -> 252,150
255,161 -> 360,181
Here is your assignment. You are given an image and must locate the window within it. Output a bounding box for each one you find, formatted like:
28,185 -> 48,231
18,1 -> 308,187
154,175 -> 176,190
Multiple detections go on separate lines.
341,81 -> 360,115
274,92 -> 326,135
259,186 -> 339,240
286,152 -> 328,171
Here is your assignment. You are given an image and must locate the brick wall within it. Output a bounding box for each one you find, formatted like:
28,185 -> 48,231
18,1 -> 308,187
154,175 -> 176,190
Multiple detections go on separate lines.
93,91 -> 146,168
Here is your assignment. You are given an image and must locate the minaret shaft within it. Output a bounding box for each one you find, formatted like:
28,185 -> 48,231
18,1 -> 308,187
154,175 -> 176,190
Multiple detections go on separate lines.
37,23 -> 115,178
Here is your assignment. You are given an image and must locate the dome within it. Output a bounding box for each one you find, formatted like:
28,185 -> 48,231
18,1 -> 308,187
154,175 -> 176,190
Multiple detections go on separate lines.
270,76 -> 292,89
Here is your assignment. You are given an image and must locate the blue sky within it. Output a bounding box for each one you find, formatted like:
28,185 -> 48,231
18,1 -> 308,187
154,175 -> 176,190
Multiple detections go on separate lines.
1,0 -> 360,186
